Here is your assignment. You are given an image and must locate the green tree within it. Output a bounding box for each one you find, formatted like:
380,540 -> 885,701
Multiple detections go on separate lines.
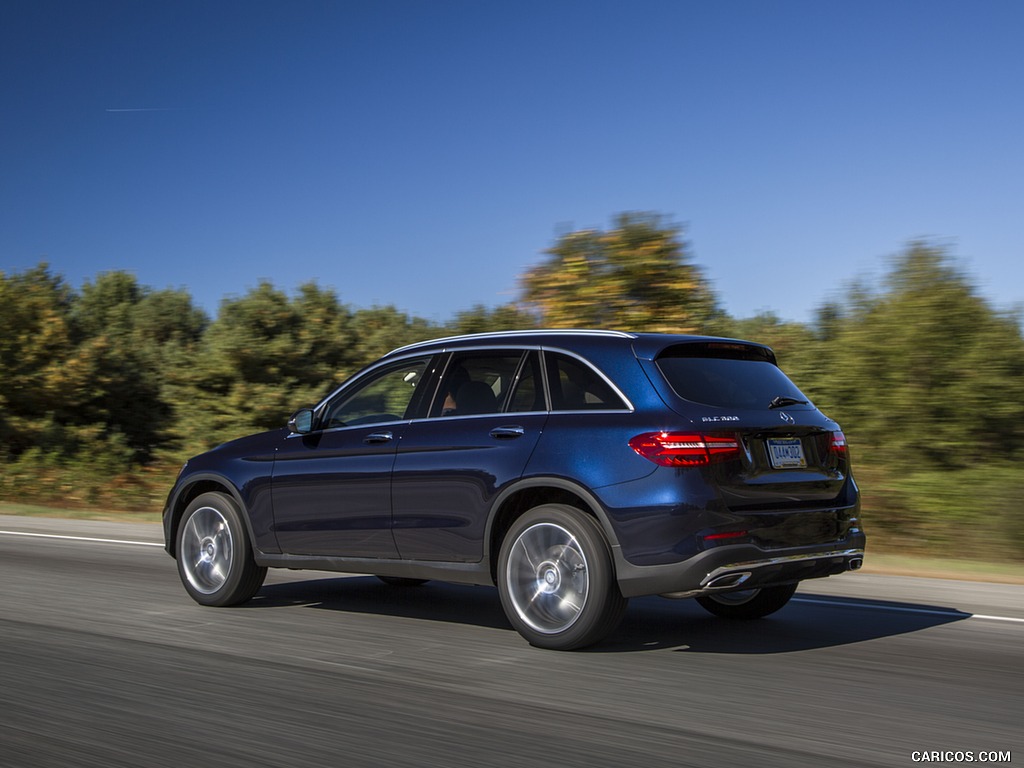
348,306 -> 440,367
445,303 -> 538,336
63,272 -> 208,462
178,282 -> 361,451
0,264 -> 77,456
521,212 -> 722,332
815,243 -> 1024,468
0,266 -> 210,506
806,243 -> 1024,559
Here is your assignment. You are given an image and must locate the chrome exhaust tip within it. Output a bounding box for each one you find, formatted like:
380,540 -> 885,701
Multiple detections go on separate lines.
659,571 -> 753,599
705,571 -> 752,590
848,557 -> 863,571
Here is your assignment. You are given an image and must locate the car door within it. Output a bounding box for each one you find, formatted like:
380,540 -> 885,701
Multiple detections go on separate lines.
271,355 -> 434,557
391,349 -> 548,562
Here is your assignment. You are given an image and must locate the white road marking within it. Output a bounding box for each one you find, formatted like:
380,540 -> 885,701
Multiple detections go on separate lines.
793,596 -> 1024,624
0,530 -> 164,548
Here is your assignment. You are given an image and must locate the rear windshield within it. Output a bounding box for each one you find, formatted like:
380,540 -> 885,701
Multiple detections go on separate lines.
655,350 -> 810,409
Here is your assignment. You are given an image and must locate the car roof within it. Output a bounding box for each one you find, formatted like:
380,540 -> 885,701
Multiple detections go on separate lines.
384,329 -> 773,362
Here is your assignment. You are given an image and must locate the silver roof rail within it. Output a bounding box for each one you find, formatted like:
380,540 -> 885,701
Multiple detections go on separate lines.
385,329 -> 637,357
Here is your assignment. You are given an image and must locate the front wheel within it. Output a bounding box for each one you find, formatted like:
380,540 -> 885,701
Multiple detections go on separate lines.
695,583 -> 797,619
176,492 -> 267,607
498,504 -> 627,650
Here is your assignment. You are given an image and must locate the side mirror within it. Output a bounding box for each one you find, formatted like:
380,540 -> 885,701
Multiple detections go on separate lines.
287,408 -> 314,435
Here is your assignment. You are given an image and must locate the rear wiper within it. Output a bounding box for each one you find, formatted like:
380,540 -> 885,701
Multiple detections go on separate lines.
768,395 -> 809,409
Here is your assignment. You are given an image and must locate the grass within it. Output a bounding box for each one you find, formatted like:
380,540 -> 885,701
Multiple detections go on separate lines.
2,501 -> 1022,584
860,550 -> 1024,584
0,501 -> 162,524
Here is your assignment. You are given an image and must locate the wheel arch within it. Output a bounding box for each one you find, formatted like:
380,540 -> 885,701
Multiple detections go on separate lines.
165,473 -> 251,559
485,478 -> 619,583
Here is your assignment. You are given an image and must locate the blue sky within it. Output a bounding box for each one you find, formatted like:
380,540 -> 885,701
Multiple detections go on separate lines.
3,0 -> 1022,325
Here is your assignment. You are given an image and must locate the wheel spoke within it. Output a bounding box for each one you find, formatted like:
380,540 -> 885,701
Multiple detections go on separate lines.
553,537 -> 579,566
517,537 -> 542,571
557,595 -> 582,617
528,583 -> 547,605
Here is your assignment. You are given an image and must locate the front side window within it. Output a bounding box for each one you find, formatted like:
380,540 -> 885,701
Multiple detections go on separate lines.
321,358 -> 430,428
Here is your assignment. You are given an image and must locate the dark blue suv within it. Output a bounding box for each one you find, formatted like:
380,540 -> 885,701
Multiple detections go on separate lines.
163,330 -> 865,649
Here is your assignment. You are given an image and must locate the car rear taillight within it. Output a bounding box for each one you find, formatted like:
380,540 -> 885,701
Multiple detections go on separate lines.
830,431 -> 848,456
629,432 -> 742,467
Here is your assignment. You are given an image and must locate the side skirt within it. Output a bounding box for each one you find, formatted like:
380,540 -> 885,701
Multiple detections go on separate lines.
254,552 -> 494,586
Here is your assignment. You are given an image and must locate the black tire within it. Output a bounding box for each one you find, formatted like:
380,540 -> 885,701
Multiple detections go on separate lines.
695,583 -> 798,619
376,576 -> 429,587
497,504 -> 627,650
176,491 -> 267,607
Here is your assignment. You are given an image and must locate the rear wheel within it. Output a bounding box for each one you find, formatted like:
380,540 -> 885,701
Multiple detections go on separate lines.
176,492 -> 267,607
695,583 -> 797,619
498,504 -> 627,650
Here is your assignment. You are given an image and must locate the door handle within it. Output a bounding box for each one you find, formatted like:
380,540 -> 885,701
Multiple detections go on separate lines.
490,425 -> 525,439
363,431 -> 394,444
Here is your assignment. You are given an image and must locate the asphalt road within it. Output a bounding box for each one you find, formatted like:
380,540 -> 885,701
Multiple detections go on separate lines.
1,515 -> 1020,768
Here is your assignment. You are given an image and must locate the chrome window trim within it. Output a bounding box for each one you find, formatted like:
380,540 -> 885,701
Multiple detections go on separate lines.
284,417 -> 415,438
307,342 -> 634,434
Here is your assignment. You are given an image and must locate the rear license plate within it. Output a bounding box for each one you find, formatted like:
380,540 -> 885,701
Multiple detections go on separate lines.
767,438 -> 807,469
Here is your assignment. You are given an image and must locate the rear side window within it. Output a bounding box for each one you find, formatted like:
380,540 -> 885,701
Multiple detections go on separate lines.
432,351 -> 528,417
656,345 -> 809,409
545,352 -> 629,411
508,352 -> 544,412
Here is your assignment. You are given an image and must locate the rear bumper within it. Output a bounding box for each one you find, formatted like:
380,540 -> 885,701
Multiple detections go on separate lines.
612,532 -> 867,598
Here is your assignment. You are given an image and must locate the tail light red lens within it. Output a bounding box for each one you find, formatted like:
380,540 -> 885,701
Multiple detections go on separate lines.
629,432 -> 742,467
830,431 -> 848,456
703,530 -> 749,542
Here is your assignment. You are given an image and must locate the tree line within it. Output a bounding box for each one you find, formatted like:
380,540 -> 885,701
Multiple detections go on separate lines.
2,213 -> 1022,561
